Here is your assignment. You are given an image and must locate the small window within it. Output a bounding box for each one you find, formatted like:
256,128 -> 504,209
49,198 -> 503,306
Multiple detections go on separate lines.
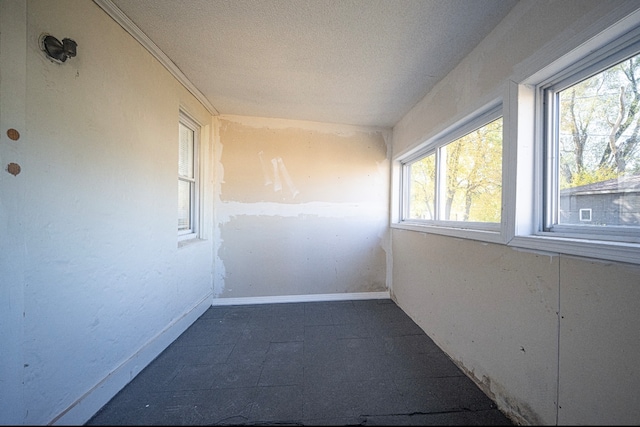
178,111 -> 200,240
580,208 -> 592,222
542,38 -> 640,242
400,110 -> 503,232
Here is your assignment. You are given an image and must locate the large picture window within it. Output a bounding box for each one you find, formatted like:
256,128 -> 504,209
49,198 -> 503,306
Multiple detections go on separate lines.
398,106 -> 503,237
542,39 -> 640,243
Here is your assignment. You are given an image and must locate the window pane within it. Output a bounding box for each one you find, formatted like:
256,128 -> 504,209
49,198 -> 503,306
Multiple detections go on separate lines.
557,55 -> 640,227
442,118 -> 503,222
179,123 -> 194,178
178,179 -> 192,231
408,154 -> 436,220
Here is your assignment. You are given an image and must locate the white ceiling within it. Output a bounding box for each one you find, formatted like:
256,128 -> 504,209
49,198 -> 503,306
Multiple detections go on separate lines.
108,0 -> 519,128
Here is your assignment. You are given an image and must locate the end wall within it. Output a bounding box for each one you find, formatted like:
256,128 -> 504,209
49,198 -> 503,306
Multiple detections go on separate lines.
214,116 -> 390,300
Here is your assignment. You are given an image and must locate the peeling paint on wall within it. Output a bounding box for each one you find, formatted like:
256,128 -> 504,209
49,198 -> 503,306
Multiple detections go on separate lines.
258,151 -> 272,186
277,157 -> 299,197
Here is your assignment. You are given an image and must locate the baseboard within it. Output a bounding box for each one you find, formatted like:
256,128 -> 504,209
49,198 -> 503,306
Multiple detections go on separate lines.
210,291 -> 391,306
50,293 -> 213,426
50,291 -> 389,424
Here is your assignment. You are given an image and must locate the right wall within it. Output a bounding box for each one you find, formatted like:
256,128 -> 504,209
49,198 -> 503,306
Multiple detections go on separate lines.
391,1 -> 640,425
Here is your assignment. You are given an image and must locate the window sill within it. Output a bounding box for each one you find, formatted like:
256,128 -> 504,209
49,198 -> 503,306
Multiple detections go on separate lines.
508,234 -> 640,265
178,235 -> 205,248
391,222 -> 640,265
391,221 -> 504,244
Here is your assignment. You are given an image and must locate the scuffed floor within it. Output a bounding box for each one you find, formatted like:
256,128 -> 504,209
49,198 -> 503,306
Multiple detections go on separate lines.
86,299 -> 513,425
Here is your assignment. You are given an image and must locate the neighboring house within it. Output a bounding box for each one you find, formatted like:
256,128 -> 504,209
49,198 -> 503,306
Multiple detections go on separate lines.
560,175 -> 640,226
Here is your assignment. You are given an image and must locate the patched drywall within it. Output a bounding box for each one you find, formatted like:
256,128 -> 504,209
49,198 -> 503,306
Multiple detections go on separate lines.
214,116 -> 389,298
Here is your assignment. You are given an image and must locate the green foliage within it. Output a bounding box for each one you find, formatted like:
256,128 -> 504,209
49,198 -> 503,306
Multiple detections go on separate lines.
560,165 -> 619,189
408,118 -> 502,223
409,154 -> 435,220
444,119 -> 502,222
558,55 -> 640,186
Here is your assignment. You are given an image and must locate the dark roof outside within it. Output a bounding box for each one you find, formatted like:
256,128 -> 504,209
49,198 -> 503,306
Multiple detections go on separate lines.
561,174 -> 640,195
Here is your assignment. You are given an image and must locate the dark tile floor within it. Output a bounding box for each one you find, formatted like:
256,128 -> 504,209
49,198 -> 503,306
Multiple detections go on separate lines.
86,299 -> 514,426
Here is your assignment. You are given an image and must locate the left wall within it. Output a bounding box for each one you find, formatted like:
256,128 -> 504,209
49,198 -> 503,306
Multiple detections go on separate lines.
0,1 -> 215,424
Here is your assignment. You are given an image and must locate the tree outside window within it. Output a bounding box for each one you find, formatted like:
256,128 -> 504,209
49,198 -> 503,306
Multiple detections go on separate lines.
407,117 -> 503,224
556,53 -> 640,227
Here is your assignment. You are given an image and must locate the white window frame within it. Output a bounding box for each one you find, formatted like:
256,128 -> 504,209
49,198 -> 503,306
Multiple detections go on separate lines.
508,12 -> 640,265
178,110 -> 201,243
392,101 -> 507,244
541,42 -> 640,242
579,209 -> 592,222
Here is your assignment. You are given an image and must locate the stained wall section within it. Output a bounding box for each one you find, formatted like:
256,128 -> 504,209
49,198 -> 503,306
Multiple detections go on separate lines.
391,0 -> 640,425
215,116 -> 389,298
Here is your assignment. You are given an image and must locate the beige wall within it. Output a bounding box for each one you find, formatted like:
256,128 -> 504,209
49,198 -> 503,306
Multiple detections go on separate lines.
391,0 -> 640,425
393,232 -> 640,425
392,232 -> 559,425
558,258 -> 640,425
214,116 -> 390,299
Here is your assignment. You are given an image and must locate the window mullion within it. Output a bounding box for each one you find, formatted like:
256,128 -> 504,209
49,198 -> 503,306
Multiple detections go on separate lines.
544,89 -> 559,231
436,145 -> 446,221
402,164 -> 411,222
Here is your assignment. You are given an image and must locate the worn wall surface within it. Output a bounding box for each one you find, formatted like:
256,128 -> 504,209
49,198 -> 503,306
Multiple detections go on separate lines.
391,0 -> 640,425
214,116 -> 389,299
557,258 -> 640,425
0,1 -> 214,424
392,231 -> 559,425
4,0 -> 639,426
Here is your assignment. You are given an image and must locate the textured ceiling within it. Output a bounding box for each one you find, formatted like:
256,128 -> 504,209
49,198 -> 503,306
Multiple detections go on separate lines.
108,0 -> 519,127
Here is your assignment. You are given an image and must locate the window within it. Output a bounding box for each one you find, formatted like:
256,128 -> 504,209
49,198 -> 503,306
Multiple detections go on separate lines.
395,105 -> 503,240
580,208 -> 592,222
178,111 -> 200,240
541,36 -> 640,244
